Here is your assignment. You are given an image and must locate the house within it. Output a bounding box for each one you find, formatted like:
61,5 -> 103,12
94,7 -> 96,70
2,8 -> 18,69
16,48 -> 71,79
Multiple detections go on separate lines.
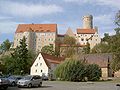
30,53 -> 65,79
78,53 -> 113,78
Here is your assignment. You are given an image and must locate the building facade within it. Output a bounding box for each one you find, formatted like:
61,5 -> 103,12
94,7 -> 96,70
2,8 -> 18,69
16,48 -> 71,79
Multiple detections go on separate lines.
13,24 -> 57,52
30,53 -> 64,79
76,15 -> 101,49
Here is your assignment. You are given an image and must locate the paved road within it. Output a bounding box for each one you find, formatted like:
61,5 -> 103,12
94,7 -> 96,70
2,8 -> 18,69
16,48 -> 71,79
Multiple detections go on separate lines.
8,81 -> 120,90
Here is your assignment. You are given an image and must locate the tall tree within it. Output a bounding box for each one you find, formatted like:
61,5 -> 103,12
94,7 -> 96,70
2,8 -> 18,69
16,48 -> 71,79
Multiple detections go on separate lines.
11,36 -> 32,75
0,39 -> 11,53
62,35 -> 77,58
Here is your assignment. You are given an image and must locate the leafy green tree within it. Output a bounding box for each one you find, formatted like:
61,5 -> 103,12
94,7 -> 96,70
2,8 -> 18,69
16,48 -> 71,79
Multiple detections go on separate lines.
55,59 -> 86,82
86,64 -> 101,81
61,35 -> 77,58
63,35 -> 76,46
83,42 -> 90,54
91,43 -> 110,53
41,44 -> 55,55
10,36 -> 33,75
0,39 -> 11,53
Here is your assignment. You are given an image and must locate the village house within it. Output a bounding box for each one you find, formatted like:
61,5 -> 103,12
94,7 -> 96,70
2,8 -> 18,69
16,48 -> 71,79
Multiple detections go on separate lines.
30,53 -> 65,79
30,53 -> 119,79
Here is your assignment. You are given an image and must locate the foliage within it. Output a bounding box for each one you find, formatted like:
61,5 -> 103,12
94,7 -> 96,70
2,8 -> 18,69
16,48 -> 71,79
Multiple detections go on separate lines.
55,59 -> 101,82
63,35 -> 76,46
41,44 -> 55,55
0,36 -> 36,75
83,42 -> 90,54
86,64 -> 101,81
91,43 -> 110,53
0,39 -> 11,53
61,35 -> 77,58
55,59 -> 86,81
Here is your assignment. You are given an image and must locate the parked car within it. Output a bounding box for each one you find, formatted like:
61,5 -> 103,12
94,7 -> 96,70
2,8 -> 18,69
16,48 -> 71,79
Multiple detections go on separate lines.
17,75 -> 42,88
7,75 -> 22,86
0,74 -> 10,90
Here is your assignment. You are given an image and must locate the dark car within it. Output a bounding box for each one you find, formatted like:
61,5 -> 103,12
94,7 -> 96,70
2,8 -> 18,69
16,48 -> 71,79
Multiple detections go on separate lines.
7,75 -> 22,86
0,74 -> 10,90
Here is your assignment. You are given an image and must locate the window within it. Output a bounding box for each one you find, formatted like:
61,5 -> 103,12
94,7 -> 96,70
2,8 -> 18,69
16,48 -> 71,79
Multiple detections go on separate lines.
40,63 -> 42,66
35,70 -> 37,72
35,63 -> 38,67
81,38 -> 84,41
39,57 -> 41,60
41,70 -> 43,72
86,38 -> 88,41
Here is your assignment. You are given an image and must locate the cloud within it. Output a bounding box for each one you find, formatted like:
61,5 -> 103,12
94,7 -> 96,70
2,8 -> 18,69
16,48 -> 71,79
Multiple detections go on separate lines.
94,14 -> 114,25
64,0 -> 120,9
0,21 -> 20,34
0,1 -> 63,18
93,14 -> 116,37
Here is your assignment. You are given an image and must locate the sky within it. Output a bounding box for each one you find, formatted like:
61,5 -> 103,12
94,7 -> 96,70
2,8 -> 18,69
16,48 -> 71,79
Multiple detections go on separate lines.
0,0 -> 120,44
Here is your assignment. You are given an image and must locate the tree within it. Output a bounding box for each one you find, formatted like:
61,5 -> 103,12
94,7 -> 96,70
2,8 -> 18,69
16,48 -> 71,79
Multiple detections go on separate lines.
41,44 -> 55,55
55,59 -> 101,82
10,36 -> 33,75
0,39 -> 11,53
61,35 -> 77,58
115,10 -> 120,34
55,59 -> 86,82
63,35 -> 76,46
91,43 -> 110,53
86,64 -> 101,81
83,42 -> 90,54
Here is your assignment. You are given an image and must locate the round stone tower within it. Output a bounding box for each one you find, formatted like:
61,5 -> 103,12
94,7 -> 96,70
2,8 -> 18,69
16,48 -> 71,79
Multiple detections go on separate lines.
83,15 -> 93,29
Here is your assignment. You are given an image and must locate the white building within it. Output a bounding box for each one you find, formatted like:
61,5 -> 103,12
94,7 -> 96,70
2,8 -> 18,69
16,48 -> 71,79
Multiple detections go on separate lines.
30,53 -> 64,79
76,15 -> 101,49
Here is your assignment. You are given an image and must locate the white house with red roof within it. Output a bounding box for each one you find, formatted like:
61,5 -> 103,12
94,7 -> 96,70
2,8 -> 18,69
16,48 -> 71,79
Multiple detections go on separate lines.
30,53 -> 65,79
76,15 -> 101,49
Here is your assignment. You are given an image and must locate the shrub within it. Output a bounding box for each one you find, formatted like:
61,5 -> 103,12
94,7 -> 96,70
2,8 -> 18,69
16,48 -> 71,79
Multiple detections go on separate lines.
86,64 -> 101,81
55,59 -> 86,82
55,59 -> 102,82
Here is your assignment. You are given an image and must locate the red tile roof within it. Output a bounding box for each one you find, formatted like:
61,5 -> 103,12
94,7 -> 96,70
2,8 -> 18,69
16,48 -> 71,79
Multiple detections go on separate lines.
41,53 -> 65,68
77,29 -> 96,34
16,24 -> 57,33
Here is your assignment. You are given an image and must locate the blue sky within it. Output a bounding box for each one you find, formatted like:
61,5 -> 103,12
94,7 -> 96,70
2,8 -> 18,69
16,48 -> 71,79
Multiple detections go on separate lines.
0,0 -> 120,44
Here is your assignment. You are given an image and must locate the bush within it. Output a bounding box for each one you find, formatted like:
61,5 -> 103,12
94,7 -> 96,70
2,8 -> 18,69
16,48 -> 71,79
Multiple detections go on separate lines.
55,59 -> 101,82
86,64 -> 101,81
55,59 -> 86,82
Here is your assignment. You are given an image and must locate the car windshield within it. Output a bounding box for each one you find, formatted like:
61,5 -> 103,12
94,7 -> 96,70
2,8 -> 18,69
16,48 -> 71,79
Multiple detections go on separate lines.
22,76 -> 32,80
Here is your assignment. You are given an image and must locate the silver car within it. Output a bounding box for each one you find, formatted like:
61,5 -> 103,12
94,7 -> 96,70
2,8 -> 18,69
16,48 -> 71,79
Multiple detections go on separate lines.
17,75 -> 42,88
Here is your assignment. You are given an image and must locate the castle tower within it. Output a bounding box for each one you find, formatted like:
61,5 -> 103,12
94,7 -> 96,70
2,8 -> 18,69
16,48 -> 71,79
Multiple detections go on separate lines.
83,15 -> 93,29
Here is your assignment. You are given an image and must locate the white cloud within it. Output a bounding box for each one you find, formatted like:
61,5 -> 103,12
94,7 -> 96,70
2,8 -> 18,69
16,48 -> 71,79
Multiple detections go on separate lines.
0,21 -> 19,34
64,0 -> 120,9
0,1 -> 63,18
94,14 -> 113,25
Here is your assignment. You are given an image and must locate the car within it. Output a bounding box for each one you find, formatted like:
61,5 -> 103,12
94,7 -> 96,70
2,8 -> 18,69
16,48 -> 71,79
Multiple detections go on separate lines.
17,75 -> 42,88
7,75 -> 22,86
0,74 -> 10,90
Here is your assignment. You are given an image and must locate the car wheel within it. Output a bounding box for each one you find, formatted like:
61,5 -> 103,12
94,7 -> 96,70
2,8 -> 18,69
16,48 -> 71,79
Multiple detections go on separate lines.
12,82 -> 16,86
28,83 -> 32,88
38,82 -> 42,87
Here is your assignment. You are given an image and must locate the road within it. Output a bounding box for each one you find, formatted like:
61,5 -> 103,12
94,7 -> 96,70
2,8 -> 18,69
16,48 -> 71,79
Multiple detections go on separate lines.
8,81 -> 120,90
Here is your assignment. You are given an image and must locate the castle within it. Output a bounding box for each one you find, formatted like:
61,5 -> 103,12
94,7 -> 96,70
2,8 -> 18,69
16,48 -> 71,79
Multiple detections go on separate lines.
13,15 -> 101,52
